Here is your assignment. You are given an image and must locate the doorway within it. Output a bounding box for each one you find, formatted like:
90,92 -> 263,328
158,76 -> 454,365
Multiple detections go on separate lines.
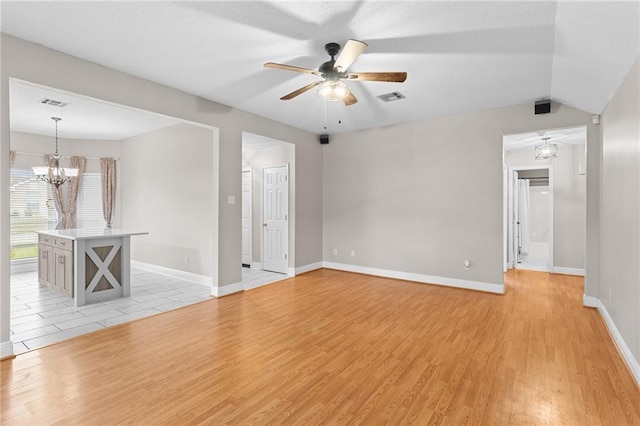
509,166 -> 553,272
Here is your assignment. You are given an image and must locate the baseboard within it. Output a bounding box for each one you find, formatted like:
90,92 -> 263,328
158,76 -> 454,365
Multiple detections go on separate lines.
1,341 -> 15,360
131,261 -> 213,287
288,267 -> 296,276
212,281 -> 243,297
251,262 -> 262,271
583,294 -> 598,308
596,299 -> 640,387
322,262 -> 505,294
295,262 -> 323,275
10,259 -> 37,274
553,266 -> 585,276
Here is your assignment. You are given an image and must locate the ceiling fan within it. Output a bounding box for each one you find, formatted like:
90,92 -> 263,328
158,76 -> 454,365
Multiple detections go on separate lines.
264,39 -> 407,106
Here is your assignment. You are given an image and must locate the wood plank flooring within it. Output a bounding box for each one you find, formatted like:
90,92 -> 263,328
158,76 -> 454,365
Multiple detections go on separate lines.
2,268 -> 639,424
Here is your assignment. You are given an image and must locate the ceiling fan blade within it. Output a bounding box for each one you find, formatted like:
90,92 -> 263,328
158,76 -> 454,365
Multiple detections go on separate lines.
264,62 -> 320,76
334,39 -> 368,72
280,80 -> 324,100
343,91 -> 358,106
347,72 -> 407,82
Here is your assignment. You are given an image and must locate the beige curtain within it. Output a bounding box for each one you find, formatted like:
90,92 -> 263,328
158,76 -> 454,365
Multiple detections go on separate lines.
9,150 -> 16,168
47,155 -> 85,229
100,158 -> 116,228
46,154 -> 65,229
66,156 -> 86,229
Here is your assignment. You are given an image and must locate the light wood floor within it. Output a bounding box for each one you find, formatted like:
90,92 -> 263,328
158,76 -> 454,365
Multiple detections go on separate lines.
2,269 -> 639,424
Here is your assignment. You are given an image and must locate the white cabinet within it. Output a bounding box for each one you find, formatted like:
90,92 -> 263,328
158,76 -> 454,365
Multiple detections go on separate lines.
38,235 -> 74,297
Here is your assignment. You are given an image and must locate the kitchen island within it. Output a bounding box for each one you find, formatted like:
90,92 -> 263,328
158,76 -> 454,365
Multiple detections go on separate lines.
37,228 -> 148,307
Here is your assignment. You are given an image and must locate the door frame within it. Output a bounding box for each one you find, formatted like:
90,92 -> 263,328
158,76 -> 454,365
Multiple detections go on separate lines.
261,163 -> 290,275
506,165 -> 554,272
241,167 -> 252,267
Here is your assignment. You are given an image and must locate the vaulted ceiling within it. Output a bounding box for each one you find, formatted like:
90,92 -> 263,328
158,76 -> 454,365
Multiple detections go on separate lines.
1,1 -> 638,136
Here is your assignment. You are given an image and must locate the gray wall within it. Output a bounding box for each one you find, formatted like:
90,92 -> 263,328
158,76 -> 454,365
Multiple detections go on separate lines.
121,123 -> 215,276
506,143 -> 586,269
323,103 -> 600,288
1,34 -> 323,350
243,144 -> 295,267
600,58 -> 640,362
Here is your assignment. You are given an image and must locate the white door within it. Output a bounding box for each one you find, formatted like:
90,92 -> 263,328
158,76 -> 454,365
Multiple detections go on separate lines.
241,169 -> 252,266
262,165 -> 288,274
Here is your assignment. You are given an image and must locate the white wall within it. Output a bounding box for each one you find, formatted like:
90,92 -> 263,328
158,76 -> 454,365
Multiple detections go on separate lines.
529,185 -> 550,243
506,143 -> 586,269
600,58 -> 640,365
242,144 -> 295,268
323,103 -> 599,289
120,123 -> 215,277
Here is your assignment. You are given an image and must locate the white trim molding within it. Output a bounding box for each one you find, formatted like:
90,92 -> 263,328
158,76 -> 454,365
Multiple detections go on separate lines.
553,266 -> 585,276
322,262 -> 505,294
212,282 -> 243,297
251,262 -> 262,271
288,267 -> 296,276
295,262 -> 323,275
582,294 -> 598,308
1,341 -> 15,359
131,261 -> 213,287
596,299 -> 640,387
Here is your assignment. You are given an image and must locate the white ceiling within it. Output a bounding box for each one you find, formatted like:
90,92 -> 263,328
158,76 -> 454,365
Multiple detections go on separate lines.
1,1 -> 638,136
504,126 -> 586,151
10,80 -> 182,140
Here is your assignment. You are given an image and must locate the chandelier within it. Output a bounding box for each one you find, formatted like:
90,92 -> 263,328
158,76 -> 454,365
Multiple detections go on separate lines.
535,136 -> 558,160
32,117 -> 78,187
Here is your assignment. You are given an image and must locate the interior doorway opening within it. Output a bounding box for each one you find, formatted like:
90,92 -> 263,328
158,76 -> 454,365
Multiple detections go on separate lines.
502,126 -> 587,277
241,132 -> 295,278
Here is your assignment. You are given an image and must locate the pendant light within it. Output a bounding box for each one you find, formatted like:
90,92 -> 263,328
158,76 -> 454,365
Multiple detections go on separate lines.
535,136 -> 558,160
32,117 -> 78,187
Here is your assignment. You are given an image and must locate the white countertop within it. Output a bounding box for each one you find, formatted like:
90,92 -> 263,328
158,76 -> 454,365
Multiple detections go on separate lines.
37,228 -> 149,240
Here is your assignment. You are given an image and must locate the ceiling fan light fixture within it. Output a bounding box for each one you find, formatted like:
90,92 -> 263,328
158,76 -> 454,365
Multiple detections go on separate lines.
317,80 -> 350,102
535,137 -> 558,160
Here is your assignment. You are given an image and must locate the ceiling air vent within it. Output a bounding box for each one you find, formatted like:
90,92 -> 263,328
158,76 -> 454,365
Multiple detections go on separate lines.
377,91 -> 406,103
40,98 -> 69,108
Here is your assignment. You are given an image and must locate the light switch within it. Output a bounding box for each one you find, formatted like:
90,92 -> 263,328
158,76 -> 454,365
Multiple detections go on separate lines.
228,196 -> 236,205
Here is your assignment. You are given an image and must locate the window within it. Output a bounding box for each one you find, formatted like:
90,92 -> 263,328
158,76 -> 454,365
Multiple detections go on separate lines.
77,172 -> 108,228
10,170 -> 114,260
10,169 -> 55,260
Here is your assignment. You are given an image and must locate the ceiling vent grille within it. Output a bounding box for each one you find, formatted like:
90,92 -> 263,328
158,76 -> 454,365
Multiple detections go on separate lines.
377,92 -> 406,102
40,98 -> 69,108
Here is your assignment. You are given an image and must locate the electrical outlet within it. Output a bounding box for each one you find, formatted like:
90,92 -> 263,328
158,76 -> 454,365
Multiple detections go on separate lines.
333,248 -> 338,256
464,259 -> 471,270
185,255 -> 190,264
351,251 -> 355,257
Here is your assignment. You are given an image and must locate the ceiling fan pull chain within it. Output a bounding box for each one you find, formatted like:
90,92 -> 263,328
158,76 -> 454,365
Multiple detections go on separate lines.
338,101 -> 342,125
323,98 -> 328,130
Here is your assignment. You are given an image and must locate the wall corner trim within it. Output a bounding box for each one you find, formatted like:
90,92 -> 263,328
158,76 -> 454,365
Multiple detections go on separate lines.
596,298 -> 640,387
554,266 -> 586,276
322,262 -> 505,294
1,341 -> 15,360
582,294 -> 598,308
295,262 -> 323,275
131,261 -> 213,287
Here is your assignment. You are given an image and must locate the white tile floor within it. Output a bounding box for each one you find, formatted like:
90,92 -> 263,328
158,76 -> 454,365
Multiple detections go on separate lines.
10,266 -> 289,355
517,241 -> 550,271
